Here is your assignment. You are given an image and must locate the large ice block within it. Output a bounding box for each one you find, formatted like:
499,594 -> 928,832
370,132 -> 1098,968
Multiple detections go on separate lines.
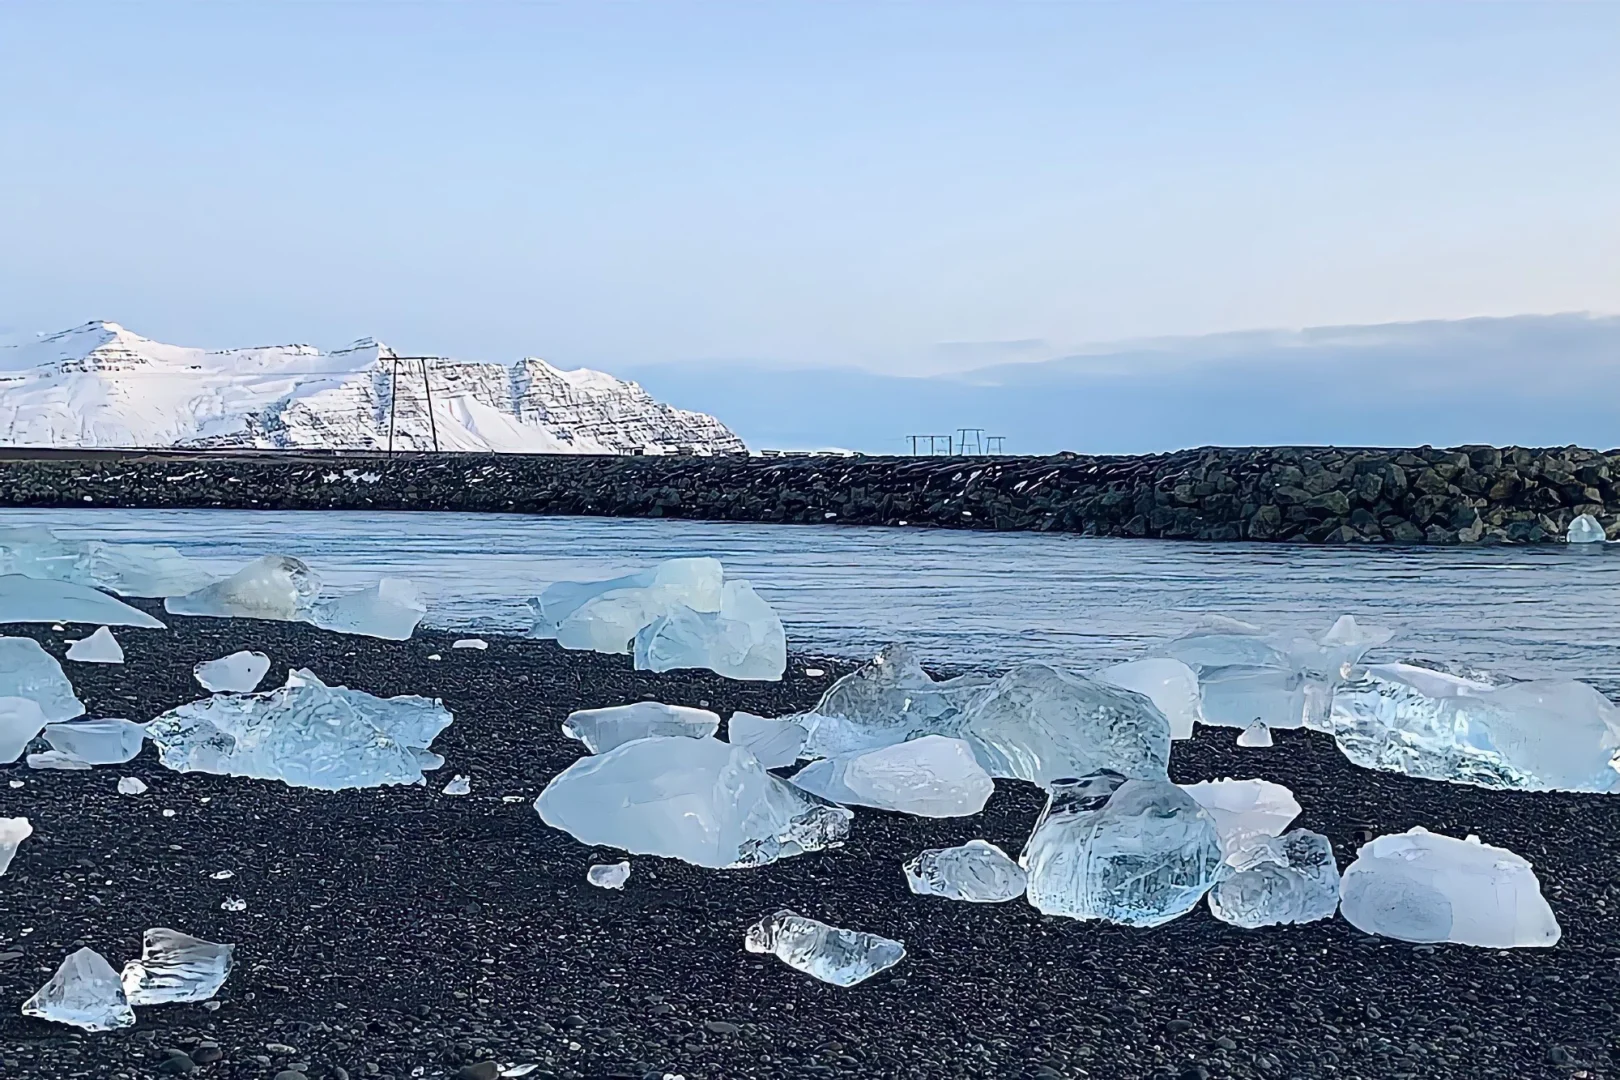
164,555 -> 320,621
0,636 -> 84,723
21,948 -> 136,1031
727,711 -> 808,768
0,575 -> 165,628
0,697 -> 49,764
0,816 -> 32,876
530,558 -> 724,652
634,579 -> 787,681
43,718 -> 146,765
1179,778 -> 1301,860
800,644 -> 996,759
119,928 -> 234,1005
0,527 -> 216,598
1567,513 -> 1606,544
1095,658 -> 1202,739
904,839 -> 1026,903
1339,827 -> 1560,947
1291,615 -> 1394,729
65,626 -> 123,664
193,650 -> 272,693
534,736 -> 852,868
562,702 -> 721,754
1208,829 -> 1340,928
789,735 -> 994,817
307,579 -> 426,640
744,910 -> 904,986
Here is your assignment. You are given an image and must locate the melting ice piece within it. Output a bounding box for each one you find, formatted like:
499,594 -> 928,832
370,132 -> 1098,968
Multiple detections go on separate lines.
1179,778 -> 1301,861
26,751 -> 91,770
633,579 -> 788,681
65,627 -> 123,664
1339,827 -> 1560,947
21,948 -> 136,1031
0,816 -> 32,875
117,777 -> 148,795
220,898 -> 247,912
0,527 -> 216,598
1208,829 -> 1340,928
535,736 -> 852,869
1568,513 -> 1606,544
800,643 -> 996,758
727,711 -> 808,768
0,638 -> 84,724
744,910 -> 905,987
1021,772 -> 1221,926
1291,615 -> 1395,730
307,579 -> 426,640
441,774 -> 471,795
790,735 -> 994,817
903,839 -> 1026,903
1148,622 -> 1303,729
587,861 -> 630,889
0,575 -> 166,628
146,668 -> 453,790
1095,658 -> 1202,740
1236,721 -> 1273,747
193,651 -> 271,694
119,928 -> 234,1005
452,638 -> 488,650
1331,662 -> 1620,792
0,696 -> 51,764
44,718 -> 146,765
532,557 -> 724,653
164,555 -> 320,621
562,702 -> 721,754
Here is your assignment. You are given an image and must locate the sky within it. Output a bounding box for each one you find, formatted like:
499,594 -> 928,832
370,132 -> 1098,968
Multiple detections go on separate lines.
1,3 -> 1617,377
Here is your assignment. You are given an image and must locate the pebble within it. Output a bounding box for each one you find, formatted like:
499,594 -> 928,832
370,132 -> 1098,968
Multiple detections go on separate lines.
455,1064 -> 499,1080
191,1044 -> 222,1064
703,1020 -> 740,1036
273,1071 -> 308,1080
157,1052 -> 196,1075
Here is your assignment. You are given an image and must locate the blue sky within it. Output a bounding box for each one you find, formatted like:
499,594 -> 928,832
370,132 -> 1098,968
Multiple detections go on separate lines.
1,3 -> 1616,376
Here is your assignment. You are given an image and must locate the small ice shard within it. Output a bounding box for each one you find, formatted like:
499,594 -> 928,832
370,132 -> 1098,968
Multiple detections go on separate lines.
117,777 -> 148,795
562,702 -> 721,754
0,637 -> 84,724
587,861 -> 631,889
789,735 -> 994,817
193,650 -> 271,693
164,555 -> 320,621
1208,829 -> 1340,928
1020,772 -> 1221,926
452,638 -> 488,650
805,667 -> 826,677
1095,658 -> 1202,740
744,910 -> 905,987
0,575 -> 166,628
65,627 -> 123,664
727,711 -> 808,768
633,579 -> 788,681
21,948 -> 136,1031
500,1067 -> 539,1079
535,736 -> 852,869
413,748 -> 445,772
531,557 -> 724,652
210,870 -> 235,880
427,653 -> 441,661
119,928 -> 234,1005
1339,828 -> 1560,947
219,898 -> 247,912
1567,513 -> 1606,544
1236,721 -> 1273,747
0,696 -> 51,763
903,839 -> 1026,903
161,809 -> 176,818
0,817 -> 32,876
307,578 -> 426,640
45,718 -> 146,765
1179,778 -> 1301,861
442,774 -> 471,796
26,750 -> 91,770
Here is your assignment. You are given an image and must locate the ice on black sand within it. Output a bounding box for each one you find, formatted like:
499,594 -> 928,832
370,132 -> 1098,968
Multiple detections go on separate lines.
745,910 -> 904,987
904,839 -> 1026,903
726,710 -> 807,768
587,861 -> 631,889
65,626 -> 123,664
120,928 -> 234,1005
562,701 -> 720,754
45,717 -> 146,764
0,575 -> 166,628
193,650 -> 271,693
789,734 -> 994,817
21,948 -> 136,1031
0,636 -> 86,726
0,817 -> 32,876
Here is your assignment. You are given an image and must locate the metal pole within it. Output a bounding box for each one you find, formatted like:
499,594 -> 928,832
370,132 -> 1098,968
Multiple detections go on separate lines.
420,357 -> 439,452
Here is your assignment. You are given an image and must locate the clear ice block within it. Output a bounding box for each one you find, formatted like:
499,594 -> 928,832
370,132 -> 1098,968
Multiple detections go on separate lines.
21,948 -> 136,1031
0,575 -> 165,628
562,702 -> 721,754
164,555 -> 320,621
44,718 -> 146,765
789,735 -> 994,817
1208,829 -> 1339,928
65,626 -> 123,664
119,927 -> 234,1005
903,839 -> 1026,903
744,910 -> 904,987
193,650 -> 271,693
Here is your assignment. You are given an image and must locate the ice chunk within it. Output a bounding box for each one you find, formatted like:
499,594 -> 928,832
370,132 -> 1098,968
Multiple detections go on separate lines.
0,696 -> 50,764
0,638 -> 84,724
27,751 -> 91,770
1339,827 -> 1560,947
1179,778 -> 1301,860
744,910 -> 904,987
0,527 -> 216,597
633,579 -> 787,681
903,839 -> 1026,903
117,776 -> 148,795
533,557 -> 724,653
0,575 -> 165,628
1236,721 -> 1273,747
790,735 -> 994,817
587,861 -> 630,889
562,702 -> 721,754
1208,829 -> 1340,928
65,627 -> 123,664
441,774 -> 471,795
220,898 -> 247,912
193,650 -> 271,694
1020,772 -> 1221,926
1567,512 -> 1606,544
452,638 -> 488,650
1330,662 -> 1620,792
164,555 -> 320,621
1291,615 -> 1394,729
801,644 -> 996,758
534,736 -> 852,869
1095,658 -> 1202,739
21,948 -> 136,1031
727,711 -> 808,768
1148,622 -> 1302,729
146,669 -> 453,790
119,928 -> 234,1005
0,816 -> 32,876
307,578 -> 425,640
44,718 -> 146,765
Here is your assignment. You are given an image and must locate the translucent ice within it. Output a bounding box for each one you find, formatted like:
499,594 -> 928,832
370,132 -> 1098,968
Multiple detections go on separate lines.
119,928 -> 234,1005
904,839 -> 1027,902
146,668 -> 453,790
1291,615 -> 1394,729
531,557 -> 724,653
1179,778 -> 1301,861
727,711 -> 808,768
0,816 -> 32,876
744,910 -> 905,987
587,861 -> 631,889
1236,721 -> 1273,747
44,718 -> 146,765
0,526 -> 215,597
117,776 -> 148,795
789,735 -> 994,817
633,579 -> 788,681
21,948 -> 136,1031
0,575 -> 165,628
193,651 -> 271,693
1567,513 -> 1606,544
441,774 -> 470,795
1208,829 -> 1340,928
307,578 -> 426,640
1095,658 -> 1202,739
800,644 -> 996,758
452,638 -> 488,650
27,751 -> 91,770
1339,827 -> 1560,947
0,638 -> 84,723
562,702 -> 721,754
1020,772 -> 1221,926
1149,622 -> 1302,729
0,696 -> 50,763
535,736 -> 852,869
164,555 -> 320,622
65,627 -> 123,664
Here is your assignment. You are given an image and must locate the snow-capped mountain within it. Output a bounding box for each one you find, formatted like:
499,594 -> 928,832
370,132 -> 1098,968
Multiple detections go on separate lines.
0,321 -> 745,454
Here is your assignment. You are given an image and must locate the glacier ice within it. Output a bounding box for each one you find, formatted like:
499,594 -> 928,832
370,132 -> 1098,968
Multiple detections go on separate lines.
1208,829 -> 1340,928
790,735 -> 994,817
65,626 -> 123,664
1291,615 -> 1395,729
21,948 -> 136,1031
165,555 -> 320,621
193,650 -> 271,693
120,928 -> 234,1005
452,638 -> 488,650
27,750 -> 92,770
904,839 -> 1027,903
562,701 -> 721,754
0,525 -> 216,598
1236,721 -> 1273,747
800,644 -> 996,758
44,718 -> 146,765
745,910 -> 905,987
0,575 -> 165,628
1179,778 -> 1301,861
0,816 -> 32,876
1330,662 -> 1620,792
1339,827 -> 1560,947
117,776 -> 148,795
1567,513 -> 1606,544
441,774 -> 471,795
587,861 -> 631,889
726,711 -> 808,768
307,578 -> 426,640
633,579 -> 787,681
534,736 -> 852,869
1020,772 -> 1221,927
0,638 -> 84,723
530,558 -> 723,652
145,668 -> 453,790
1095,657 -> 1202,739
0,696 -> 50,763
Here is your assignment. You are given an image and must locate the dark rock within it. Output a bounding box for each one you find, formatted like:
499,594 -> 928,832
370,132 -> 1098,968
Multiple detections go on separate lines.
158,1053 -> 196,1075
455,1064 -> 500,1080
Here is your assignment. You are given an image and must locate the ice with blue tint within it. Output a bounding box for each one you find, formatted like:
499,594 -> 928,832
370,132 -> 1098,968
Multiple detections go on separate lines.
904,839 -> 1027,903
529,557 -> 723,653
0,637 -> 85,724
65,626 -> 124,664
0,575 -> 165,629
21,948 -> 136,1032
1094,657 -> 1202,739
193,651 -> 271,693
43,718 -> 146,765
1208,829 -> 1341,928
119,928 -> 234,1005
562,701 -> 720,754
799,644 -> 996,759
0,816 -> 32,876
1567,513 -> 1606,544
307,578 -> 426,640
745,910 -> 905,987
1179,778 -> 1301,861
790,735 -> 994,817
165,555 -> 321,622
634,579 -> 787,681
0,525 -> 217,598
726,711 -> 808,769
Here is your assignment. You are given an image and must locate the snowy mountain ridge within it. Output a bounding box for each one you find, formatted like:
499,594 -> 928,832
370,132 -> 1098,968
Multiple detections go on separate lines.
0,321 -> 745,454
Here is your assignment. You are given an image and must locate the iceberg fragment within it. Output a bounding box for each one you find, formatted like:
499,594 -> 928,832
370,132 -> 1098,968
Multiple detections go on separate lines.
1095,657 -> 1202,739
21,948 -> 136,1031
164,555 -> 320,621
0,526 -> 216,597
1179,778 -> 1301,860
1567,513 -> 1606,544
562,702 -> 721,754
193,650 -> 271,693
789,735 -> 994,817
44,718 -> 146,765
452,638 -> 488,650
65,627 -> 123,664
1291,615 -> 1395,729
633,579 -> 787,681
1339,828 -> 1560,947
0,638 -> 84,724
1236,721 -> 1273,747
1208,829 -> 1340,928
441,774 -> 471,795
307,578 -> 426,640
0,575 -> 165,628
744,910 -> 904,987
531,557 -> 724,652
0,816 -> 32,876
27,751 -> 91,770
119,928 -> 234,1005
0,696 -> 51,763
117,776 -> 148,795
903,839 -> 1026,903
587,861 -> 631,889
726,711 -> 808,768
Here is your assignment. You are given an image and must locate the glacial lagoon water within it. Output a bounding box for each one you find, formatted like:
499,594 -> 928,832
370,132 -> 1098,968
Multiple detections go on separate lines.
6,508 -> 1620,688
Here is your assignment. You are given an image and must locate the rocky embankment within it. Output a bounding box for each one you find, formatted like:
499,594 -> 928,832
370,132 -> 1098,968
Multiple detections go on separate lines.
0,444 -> 1615,543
